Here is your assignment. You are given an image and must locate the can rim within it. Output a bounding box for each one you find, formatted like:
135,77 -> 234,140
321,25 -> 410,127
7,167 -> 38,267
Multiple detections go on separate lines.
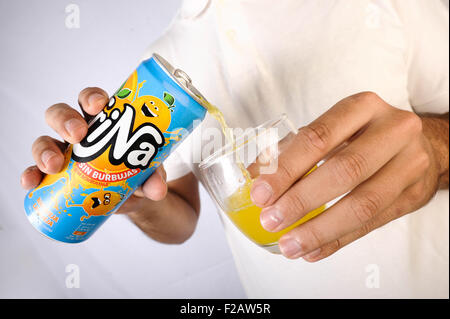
152,53 -> 207,108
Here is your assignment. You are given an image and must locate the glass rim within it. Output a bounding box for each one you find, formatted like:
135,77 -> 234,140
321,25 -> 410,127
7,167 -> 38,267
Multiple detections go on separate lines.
198,113 -> 291,171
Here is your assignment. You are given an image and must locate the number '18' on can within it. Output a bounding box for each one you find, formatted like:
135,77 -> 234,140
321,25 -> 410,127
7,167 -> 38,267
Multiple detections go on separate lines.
24,53 -> 207,243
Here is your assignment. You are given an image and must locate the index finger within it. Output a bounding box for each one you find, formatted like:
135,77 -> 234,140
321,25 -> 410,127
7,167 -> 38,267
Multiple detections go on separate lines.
250,92 -> 386,207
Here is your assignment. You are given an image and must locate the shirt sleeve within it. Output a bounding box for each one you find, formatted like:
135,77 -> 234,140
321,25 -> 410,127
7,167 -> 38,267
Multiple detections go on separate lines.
163,147 -> 193,181
392,0 -> 449,114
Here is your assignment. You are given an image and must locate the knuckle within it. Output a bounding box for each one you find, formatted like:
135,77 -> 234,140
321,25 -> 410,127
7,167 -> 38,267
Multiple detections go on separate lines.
78,87 -> 93,103
404,183 -> 427,206
384,205 -> 402,220
22,166 -> 40,179
298,123 -> 331,153
309,239 -> 341,261
45,104 -> 71,124
349,191 -> 383,226
327,238 -> 342,254
45,103 -> 61,117
283,191 -> 308,216
79,87 -> 94,96
276,159 -> 297,182
400,111 -> 423,136
303,226 -> 323,248
415,150 -> 431,174
333,238 -> 342,250
331,152 -> 368,186
32,135 -> 52,150
44,105 -> 56,119
360,222 -> 373,237
350,91 -> 381,105
79,87 -> 106,99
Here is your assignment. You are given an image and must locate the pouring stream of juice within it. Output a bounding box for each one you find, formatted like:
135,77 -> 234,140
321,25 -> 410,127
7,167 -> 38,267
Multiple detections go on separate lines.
200,99 -> 252,182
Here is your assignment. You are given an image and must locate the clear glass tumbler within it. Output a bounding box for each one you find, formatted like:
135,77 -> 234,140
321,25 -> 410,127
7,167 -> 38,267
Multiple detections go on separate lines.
199,114 -> 325,253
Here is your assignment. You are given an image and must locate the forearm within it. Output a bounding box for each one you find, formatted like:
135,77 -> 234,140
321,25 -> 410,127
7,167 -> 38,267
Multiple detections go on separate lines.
125,190 -> 199,244
421,112 -> 449,189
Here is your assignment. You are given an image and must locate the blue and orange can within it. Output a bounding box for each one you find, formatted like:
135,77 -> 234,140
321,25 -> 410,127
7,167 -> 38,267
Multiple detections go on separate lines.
24,53 -> 207,243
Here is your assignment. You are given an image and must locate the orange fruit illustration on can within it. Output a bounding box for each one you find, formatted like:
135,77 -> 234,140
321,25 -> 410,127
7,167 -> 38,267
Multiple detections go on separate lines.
79,190 -> 124,220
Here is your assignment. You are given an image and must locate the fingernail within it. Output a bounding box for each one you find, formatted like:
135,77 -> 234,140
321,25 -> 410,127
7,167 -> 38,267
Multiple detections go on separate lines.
41,150 -> 57,168
260,207 -> 283,231
64,118 -> 85,137
304,248 -> 321,261
251,182 -> 273,206
279,237 -> 303,258
88,93 -> 105,109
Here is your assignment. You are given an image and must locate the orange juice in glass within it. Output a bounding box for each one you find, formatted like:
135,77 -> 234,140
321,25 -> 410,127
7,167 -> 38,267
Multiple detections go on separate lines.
199,114 -> 325,253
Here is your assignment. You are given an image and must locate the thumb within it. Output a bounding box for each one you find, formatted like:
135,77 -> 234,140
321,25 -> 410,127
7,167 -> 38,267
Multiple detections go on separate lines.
141,166 -> 168,201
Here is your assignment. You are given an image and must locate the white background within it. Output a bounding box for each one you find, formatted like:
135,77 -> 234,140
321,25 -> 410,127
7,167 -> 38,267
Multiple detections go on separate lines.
0,0 -> 448,299
0,0 -> 245,298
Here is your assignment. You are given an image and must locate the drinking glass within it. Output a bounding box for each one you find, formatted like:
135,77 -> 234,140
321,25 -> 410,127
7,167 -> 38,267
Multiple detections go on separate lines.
199,114 -> 326,253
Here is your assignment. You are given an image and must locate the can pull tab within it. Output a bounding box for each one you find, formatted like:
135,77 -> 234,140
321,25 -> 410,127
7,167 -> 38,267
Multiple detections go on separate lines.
174,69 -> 192,85
174,68 -> 206,102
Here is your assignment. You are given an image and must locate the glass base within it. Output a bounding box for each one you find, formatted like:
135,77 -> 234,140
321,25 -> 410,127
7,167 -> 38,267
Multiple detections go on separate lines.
261,243 -> 281,254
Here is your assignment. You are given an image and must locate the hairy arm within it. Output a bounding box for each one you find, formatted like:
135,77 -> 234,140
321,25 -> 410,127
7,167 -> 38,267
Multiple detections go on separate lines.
421,112 -> 449,189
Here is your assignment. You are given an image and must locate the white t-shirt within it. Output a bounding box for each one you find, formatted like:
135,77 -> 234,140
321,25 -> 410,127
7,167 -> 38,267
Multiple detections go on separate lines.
143,0 -> 449,298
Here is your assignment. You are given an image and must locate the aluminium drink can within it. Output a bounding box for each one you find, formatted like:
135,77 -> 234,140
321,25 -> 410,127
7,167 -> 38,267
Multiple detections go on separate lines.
24,53 -> 207,243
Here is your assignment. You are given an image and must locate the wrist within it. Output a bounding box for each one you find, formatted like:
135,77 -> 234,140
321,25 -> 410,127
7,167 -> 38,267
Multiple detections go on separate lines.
421,114 -> 449,188
125,191 -> 197,244
126,196 -> 166,224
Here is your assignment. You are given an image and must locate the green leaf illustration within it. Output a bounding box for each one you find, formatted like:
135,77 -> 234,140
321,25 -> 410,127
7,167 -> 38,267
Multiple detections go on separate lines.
118,80 -> 125,92
117,88 -> 131,99
164,92 -> 174,106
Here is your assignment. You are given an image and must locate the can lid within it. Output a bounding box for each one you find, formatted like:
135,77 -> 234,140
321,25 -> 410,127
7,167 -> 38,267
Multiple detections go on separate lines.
152,53 -> 207,107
